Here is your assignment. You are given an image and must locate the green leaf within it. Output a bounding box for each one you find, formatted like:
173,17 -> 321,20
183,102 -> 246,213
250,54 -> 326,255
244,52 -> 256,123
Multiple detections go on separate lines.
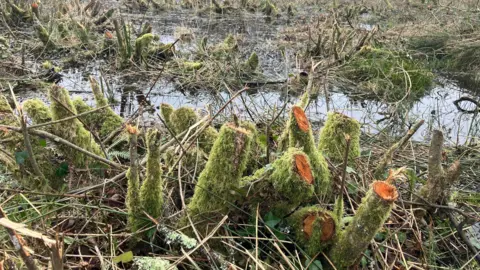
396,232 -> 407,243
14,151 -> 29,165
308,260 -> 323,270
374,231 -> 386,241
113,251 -> 133,264
264,211 -> 281,229
63,236 -> 75,245
346,166 -> 356,174
38,139 -> 47,147
346,182 -> 358,195
55,162 -> 69,177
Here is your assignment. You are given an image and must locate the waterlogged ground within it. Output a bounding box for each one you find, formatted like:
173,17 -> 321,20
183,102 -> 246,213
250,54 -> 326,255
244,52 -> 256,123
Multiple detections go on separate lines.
15,7 -> 480,145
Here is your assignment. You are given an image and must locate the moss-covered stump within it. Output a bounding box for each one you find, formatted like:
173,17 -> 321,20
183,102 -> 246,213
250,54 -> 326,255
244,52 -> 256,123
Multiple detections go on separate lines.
170,107 -> 198,134
23,99 -> 52,124
186,123 -> 252,234
242,148 -> 315,217
89,76 -> 123,137
72,98 -> 100,129
287,206 -> 337,257
416,130 -> 461,217
33,17 -> 55,49
318,112 -> 361,165
134,33 -> 154,62
328,180 -> 398,269
168,106 -> 218,153
160,103 -> 174,129
245,52 -> 259,70
48,85 -> 104,167
0,95 -> 20,168
139,129 -> 164,221
288,105 -> 331,196
126,125 -> 142,232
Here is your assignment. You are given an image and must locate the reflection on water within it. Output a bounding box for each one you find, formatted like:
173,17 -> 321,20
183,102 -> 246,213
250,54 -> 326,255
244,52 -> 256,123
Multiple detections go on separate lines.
16,66 -> 479,146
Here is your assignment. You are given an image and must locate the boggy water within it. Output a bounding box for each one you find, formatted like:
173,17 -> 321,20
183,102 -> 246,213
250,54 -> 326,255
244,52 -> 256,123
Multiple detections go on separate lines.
17,7 -> 480,145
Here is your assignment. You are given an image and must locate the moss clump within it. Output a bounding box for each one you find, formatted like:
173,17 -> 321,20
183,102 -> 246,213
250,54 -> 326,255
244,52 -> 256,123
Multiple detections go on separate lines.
288,106 -> 331,196
89,76 -> 123,137
48,85 -> 104,167
0,95 -> 20,153
148,43 -> 175,60
16,99 -> 65,190
72,98 -> 100,129
183,61 -> 203,70
187,123 -> 252,227
139,129 -> 164,221
318,112 -> 361,165
287,206 -> 338,257
33,17 -> 55,49
341,46 -> 433,102
160,103 -> 175,130
135,33 -> 154,61
168,106 -> 218,153
262,0 -> 278,16
23,99 -> 52,124
329,181 -> 398,269
245,52 -> 259,70
169,107 -> 198,134
133,257 -> 177,270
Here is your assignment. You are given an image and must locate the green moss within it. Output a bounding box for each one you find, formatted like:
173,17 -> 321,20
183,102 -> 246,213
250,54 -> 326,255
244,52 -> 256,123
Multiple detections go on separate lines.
318,112 -> 361,165
33,17 -> 55,49
262,0 -> 278,16
187,123 -> 252,225
74,21 -> 89,45
288,106 -> 331,196
269,148 -> 315,198
341,46 -> 434,102
135,33 -> 154,61
0,95 -> 13,114
183,61 -> 203,70
0,95 -> 20,153
89,76 -> 123,137
245,52 -> 259,70
23,99 -> 52,124
253,148 -> 315,216
48,85 -> 104,167
148,43 -> 175,60
169,106 -> 219,153
329,181 -> 397,269
139,23 -> 152,38
133,257 -> 177,270
57,23 -> 69,38
198,126 -> 218,154
287,206 -> 338,257
72,98 -> 100,129
139,129 -> 164,220
160,103 -> 175,131
170,107 -> 198,134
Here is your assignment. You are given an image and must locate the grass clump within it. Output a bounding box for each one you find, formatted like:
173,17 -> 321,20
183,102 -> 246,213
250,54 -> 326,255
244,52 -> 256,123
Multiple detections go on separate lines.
341,46 -> 434,102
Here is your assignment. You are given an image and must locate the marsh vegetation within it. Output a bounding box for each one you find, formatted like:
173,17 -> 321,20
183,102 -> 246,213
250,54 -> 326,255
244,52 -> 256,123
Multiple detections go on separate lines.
0,0 -> 479,269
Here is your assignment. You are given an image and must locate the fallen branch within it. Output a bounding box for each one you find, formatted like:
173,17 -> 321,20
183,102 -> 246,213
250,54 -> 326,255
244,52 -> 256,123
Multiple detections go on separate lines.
0,207 -> 40,270
0,125 -> 124,169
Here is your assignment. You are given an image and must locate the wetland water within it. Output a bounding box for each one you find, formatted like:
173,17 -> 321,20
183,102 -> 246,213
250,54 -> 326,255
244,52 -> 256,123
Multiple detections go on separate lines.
17,8 -> 480,145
